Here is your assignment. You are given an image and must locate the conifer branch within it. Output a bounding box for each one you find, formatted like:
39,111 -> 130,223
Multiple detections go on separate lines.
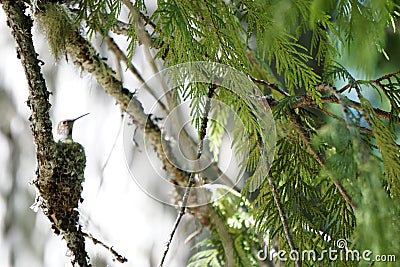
292,95 -> 395,123
249,75 -> 291,96
373,70 -> 400,84
252,73 -> 397,123
338,71 -> 400,94
317,108 -> 374,134
289,112 -> 357,210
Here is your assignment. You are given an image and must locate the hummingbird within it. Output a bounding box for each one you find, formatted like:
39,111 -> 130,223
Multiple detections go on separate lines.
41,112 -> 91,266
57,113 -> 89,143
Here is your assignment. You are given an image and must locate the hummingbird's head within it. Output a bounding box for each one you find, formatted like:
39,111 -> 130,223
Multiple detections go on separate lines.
57,113 -> 89,142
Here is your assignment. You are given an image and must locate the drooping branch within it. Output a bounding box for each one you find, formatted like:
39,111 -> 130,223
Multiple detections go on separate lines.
246,78 -> 359,209
289,112 -> 357,210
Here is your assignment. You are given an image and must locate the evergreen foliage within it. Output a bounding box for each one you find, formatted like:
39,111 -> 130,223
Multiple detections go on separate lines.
43,0 -> 400,265
188,189 -> 260,267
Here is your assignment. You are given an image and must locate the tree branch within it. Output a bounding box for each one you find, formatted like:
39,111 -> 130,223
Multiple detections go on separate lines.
250,80 -> 360,210
289,112 -> 357,210
104,36 -> 169,114
266,175 -> 301,267
1,0 -> 55,181
33,4 -> 189,185
292,95 -> 394,122
2,1 -> 91,266
249,75 -> 290,97
249,71 -> 397,124
159,84 -> 217,267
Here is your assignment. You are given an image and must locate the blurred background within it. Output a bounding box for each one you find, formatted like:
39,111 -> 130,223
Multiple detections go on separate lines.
0,6 -> 198,267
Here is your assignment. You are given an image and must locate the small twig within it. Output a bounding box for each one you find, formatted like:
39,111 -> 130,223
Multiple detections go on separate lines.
159,85 -> 217,267
82,231 -> 128,263
139,11 -> 156,29
158,173 -> 195,267
266,175 -> 301,267
108,13 -> 155,35
374,70 -> 400,83
337,70 -> 400,94
184,227 -> 203,244
317,107 -> 374,134
249,75 -> 291,97
105,36 -> 145,85
337,83 -> 353,94
97,114 -> 124,194
111,19 -> 129,35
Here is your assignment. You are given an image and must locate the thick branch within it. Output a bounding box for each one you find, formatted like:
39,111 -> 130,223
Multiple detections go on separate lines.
1,0 -> 55,181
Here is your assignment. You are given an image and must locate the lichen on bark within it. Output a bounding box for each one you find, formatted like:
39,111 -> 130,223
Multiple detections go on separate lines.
35,2 -> 78,60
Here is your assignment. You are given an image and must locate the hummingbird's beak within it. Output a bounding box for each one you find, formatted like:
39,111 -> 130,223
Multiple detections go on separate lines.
72,113 -> 90,122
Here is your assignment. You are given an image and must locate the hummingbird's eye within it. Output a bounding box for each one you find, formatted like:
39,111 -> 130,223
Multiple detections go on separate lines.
63,121 -> 67,125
